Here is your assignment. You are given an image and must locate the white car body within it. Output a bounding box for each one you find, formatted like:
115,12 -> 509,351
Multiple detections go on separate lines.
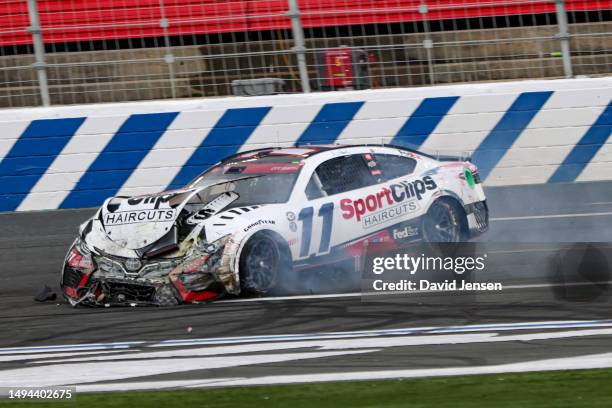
61,144 -> 488,305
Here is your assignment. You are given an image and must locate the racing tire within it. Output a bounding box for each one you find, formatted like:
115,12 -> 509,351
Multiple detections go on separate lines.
239,231 -> 290,295
421,199 -> 465,243
421,199 -> 474,294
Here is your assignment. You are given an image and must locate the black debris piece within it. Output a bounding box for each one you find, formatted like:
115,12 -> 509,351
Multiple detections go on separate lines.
34,285 -> 57,302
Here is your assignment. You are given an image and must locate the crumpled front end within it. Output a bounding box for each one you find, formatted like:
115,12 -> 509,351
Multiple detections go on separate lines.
61,234 -> 239,306
61,186 -> 266,306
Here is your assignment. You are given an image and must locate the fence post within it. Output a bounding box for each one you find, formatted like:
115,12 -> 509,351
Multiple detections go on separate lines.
287,0 -> 311,93
159,0 -> 177,99
26,0 -> 50,106
554,0 -> 573,78
419,2 -> 435,85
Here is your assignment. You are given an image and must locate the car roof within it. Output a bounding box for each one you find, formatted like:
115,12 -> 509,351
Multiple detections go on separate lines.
221,144 -> 435,165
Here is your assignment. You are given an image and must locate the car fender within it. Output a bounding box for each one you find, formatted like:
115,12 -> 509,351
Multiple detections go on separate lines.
203,206 -> 292,294
225,226 -> 292,294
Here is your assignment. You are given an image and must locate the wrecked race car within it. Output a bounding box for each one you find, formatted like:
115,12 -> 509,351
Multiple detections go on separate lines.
61,144 -> 488,306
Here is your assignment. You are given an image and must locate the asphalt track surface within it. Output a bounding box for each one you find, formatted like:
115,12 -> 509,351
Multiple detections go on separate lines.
1,181 -> 612,390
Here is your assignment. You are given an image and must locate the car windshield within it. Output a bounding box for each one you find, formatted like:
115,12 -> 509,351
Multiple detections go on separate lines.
186,163 -> 301,206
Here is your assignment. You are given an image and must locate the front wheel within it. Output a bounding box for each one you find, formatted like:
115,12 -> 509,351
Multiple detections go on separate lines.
239,231 -> 282,294
421,199 -> 464,243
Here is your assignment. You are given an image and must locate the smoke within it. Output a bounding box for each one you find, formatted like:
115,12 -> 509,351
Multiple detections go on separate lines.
277,180 -> 612,301
548,243 -> 611,302
271,260 -> 362,296
480,180 -> 612,304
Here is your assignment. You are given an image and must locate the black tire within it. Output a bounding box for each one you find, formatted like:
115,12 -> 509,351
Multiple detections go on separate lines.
421,199 -> 473,292
239,231 -> 287,295
421,199 -> 465,243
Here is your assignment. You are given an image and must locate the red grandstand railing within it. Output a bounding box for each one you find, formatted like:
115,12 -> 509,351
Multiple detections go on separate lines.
1,0 -> 610,46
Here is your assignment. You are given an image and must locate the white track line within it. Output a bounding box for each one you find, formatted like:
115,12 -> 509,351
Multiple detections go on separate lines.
3,319 -> 612,355
491,211 -> 612,221
6,328 -> 612,388
37,328 -> 612,365
0,350 -> 129,363
76,352 -> 612,392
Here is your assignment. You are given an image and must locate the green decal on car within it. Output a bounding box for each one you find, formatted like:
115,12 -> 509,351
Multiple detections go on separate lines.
464,168 -> 476,188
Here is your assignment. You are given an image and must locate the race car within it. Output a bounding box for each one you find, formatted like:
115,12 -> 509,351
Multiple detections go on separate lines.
61,144 -> 489,306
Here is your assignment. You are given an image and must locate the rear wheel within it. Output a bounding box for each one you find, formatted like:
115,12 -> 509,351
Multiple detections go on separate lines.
239,231 -> 283,294
422,199 -> 473,291
421,199 -> 464,243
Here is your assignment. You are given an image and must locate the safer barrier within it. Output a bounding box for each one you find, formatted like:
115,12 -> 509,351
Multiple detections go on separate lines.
0,77 -> 610,212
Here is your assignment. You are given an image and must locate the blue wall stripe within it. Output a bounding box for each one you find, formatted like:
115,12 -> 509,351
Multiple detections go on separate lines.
167,107 -> 272,189
391,96 -> 459,148
295,102 -> 364,145
471,91 -> 553,181
60,112 -> 179,209
0,118 -> 85,212
548,102 -> 612,183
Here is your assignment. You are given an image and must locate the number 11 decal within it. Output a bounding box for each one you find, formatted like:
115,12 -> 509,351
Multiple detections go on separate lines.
298,202 -> 334,257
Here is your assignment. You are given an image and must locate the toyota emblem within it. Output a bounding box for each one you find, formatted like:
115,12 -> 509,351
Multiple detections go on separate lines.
125,258 -> 142,272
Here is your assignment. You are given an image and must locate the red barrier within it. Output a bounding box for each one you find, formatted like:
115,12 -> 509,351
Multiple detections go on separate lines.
1,0 -> 610,46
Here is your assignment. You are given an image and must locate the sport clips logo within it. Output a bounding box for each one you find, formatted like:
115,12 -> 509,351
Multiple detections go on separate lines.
340,176 -> 437,228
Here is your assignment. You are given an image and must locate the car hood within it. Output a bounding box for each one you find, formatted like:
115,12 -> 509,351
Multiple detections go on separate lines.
98,187 -> 203,250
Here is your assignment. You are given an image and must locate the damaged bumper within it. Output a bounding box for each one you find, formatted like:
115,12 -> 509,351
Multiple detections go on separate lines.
465,200 -> 489,238
61,235 -> 238,307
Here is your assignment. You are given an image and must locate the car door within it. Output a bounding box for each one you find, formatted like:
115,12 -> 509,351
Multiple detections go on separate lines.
296,153 -> 377,260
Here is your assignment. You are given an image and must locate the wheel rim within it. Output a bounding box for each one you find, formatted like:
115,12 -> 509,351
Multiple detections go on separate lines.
244,237 -> 279,290
424,202 -> 460,242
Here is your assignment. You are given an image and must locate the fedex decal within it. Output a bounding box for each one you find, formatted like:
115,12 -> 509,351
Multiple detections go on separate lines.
341,176 -> 437,228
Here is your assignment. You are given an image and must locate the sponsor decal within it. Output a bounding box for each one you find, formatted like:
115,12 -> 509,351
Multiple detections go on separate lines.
341,187 -> 394,222
270,165 -> 300,172
389,176 -> 437,202
127,194 -> 173,208
399,150 -> 420,159
363,201 -> 420,229
243,219 -> 276,232
104,193 -> 178,226
241,163 -> 302,174
340,176 -> 437,228
104,209 -> 176,226
392,225 -> 419,241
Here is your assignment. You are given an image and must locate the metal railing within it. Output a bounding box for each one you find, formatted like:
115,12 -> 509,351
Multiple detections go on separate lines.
0,0 -> 610,108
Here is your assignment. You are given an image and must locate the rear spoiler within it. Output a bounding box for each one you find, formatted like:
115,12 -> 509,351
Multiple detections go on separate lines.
384,144 -> 471,163
435,155 -> 472,162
